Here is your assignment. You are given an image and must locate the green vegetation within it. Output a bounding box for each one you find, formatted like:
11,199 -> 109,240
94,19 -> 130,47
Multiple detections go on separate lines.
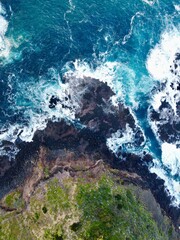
44,226 -> 63,240
75,176 -> 165,240
0,173 -> 170,240
2,189 -> 25,210
44,167 -> 50,178
47,178 -> 70,212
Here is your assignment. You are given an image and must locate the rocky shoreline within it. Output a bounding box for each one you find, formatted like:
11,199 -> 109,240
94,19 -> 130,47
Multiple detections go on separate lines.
0,76 -> 179,235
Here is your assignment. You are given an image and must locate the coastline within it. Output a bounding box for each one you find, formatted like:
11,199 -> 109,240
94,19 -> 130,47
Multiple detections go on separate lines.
0,77 -> 179,236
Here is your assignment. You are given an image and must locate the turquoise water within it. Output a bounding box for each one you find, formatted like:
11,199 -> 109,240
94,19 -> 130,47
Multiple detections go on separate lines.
0,0 -> 180,205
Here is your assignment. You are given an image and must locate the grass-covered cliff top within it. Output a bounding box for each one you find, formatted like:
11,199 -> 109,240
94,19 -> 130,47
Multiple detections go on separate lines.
0,161 -> 175,240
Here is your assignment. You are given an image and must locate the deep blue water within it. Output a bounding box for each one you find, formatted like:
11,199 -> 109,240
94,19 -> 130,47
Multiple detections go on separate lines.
0,0 -> 180,205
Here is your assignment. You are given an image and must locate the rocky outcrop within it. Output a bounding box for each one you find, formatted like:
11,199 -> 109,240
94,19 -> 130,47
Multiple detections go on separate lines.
0,76 -> 179,233
148,52 -> 180,144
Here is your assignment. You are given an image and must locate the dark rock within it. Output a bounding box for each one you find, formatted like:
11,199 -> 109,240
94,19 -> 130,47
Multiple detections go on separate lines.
49,95 -> 60,108
175,53 -> 180,61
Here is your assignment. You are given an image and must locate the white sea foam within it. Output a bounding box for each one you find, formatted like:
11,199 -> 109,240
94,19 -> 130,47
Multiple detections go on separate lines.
161,143 -> 180,176
17,75 -> 80,141
106,125 -> 135,155
63,59 -> 131,106
142,0 -> 157,6
106,124 -> 145,156
147,26 -> 180,207
0,16 -> 8,35
0,3 -> 22,62
150,159 -> 180,207
146,27 -> 180,81
0,68 -> 83,161
0,3 -> 11,59
122,12 -> 144,45
63,59 -> 141,109
64,56 -> 156,110
63,59 -> 120,90
174,4 -> 180,12
0,125 -> 21,160
147,27 -> 180,113
0,2 -> 5,14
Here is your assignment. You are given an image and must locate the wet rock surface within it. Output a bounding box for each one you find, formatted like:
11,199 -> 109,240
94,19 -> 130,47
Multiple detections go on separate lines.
149,53 -> 180,144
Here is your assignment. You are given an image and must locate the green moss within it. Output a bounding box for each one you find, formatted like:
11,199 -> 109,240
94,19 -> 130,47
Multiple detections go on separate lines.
75,176 -> 167,240
0,215 -> 33,240
168,226 -> 173,238
47,178 -> 70,212
44,225 -> 63,240
34,212 -> 40,221
0,173 -> 171,240
3,190 -> 25,210
44,167 -> 50,178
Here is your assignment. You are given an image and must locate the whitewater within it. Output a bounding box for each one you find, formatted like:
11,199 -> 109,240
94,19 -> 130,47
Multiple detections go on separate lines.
0,0 -> 179,206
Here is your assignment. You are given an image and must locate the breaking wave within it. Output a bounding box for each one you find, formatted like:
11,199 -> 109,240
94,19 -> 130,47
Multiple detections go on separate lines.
0,0 -> 179,207
147,26 -> 180,206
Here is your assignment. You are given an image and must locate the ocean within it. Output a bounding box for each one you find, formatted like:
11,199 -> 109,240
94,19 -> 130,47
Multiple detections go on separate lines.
0,0 -> 180,206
